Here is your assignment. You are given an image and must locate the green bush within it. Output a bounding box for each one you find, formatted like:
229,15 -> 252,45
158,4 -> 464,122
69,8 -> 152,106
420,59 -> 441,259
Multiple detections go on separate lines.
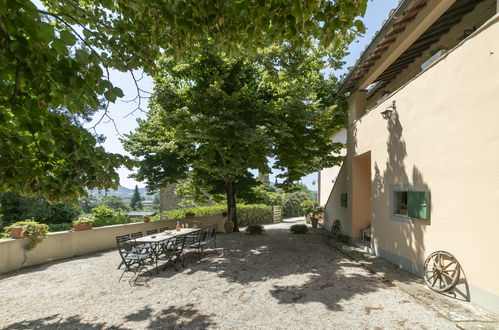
48,203 -> 79,224
246,224 -> 264,234
155,204 -> 273,226
290,224 -> 308,234
73,217 -> 94,225
47,223 -> 72,232
91,206 -> 138,227
0,192 -> 79,228
3,220 -> 48,250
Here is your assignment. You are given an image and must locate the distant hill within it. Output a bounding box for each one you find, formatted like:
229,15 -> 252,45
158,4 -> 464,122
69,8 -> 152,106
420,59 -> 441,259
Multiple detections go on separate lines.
88,185 -> 155,198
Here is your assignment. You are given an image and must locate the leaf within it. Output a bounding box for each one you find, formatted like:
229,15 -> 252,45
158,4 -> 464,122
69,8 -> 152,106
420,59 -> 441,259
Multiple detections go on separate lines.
60,30 -> 77,46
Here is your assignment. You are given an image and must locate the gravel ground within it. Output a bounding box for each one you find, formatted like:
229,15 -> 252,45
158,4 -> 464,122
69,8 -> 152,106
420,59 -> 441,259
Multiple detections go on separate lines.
0,222 -> 457,329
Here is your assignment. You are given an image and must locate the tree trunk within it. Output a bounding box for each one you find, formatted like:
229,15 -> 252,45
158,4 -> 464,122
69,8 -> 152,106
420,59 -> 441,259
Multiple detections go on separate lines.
225,180 -> 239,232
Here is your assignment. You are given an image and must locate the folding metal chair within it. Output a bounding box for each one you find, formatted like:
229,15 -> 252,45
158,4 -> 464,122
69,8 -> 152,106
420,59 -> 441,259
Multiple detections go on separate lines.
117,239 -> 153,282
146,229 -> 158,235
161,235 -> 187,271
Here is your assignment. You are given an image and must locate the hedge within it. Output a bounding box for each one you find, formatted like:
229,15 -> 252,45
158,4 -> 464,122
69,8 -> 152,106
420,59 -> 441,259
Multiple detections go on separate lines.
153,204 -> 273,227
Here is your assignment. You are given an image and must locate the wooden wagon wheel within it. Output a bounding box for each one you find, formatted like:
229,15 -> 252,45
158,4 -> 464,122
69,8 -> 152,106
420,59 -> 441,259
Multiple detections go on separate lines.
423,251 -> 460,293
332,220 -> 341,234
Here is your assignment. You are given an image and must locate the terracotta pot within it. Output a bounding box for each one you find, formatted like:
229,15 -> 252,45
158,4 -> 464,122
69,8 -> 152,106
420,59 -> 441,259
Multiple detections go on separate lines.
311,217 -> 319,229
224,219 -> 234,233
10,227 -> 26,239
143,217 -> 150,222
185,214 -> 195,219
399,208 -> 408,215
73,223 -> 93,231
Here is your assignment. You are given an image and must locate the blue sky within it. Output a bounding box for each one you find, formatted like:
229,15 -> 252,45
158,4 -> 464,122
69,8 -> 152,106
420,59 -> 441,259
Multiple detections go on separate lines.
87,1 -> 399,190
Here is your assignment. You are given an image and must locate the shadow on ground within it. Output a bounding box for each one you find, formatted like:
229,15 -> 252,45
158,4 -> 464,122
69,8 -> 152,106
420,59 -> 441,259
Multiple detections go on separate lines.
4,304 -> 215,329
159,226 -> 401,311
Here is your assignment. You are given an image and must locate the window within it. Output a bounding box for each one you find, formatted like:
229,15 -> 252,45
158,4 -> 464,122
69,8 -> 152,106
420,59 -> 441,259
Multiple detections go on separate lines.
392,190 -> 429,220
340,193 -> 347,207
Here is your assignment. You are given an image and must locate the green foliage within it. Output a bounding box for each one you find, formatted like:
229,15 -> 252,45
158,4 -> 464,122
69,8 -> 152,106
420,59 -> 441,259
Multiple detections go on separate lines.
283,186 -> 314,218
101,196 -> 129,211
152,193 -> 160,211
0,192 -> 79,228
246,224 -> 265,234
129,185 -> 143,211
300,200 -> 316,215
4,220 -> 48,250
47,223 -> 72,232
1,0 -> 365,202
73,217 -> 94,225
155,204 -> 273,227
123,45 -> 346,230
241,184 -> 284,207
91,206 -> 137,227
80,197 -> 98,214
290,224 -> 308,234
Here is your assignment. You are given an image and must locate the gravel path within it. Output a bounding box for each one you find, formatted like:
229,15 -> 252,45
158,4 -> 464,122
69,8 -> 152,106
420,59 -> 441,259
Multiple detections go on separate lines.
0,223 -> 456,329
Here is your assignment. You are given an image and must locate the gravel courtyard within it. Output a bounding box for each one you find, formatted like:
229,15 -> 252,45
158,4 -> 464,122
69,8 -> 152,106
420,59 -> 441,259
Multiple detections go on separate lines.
0,223 -> 456,329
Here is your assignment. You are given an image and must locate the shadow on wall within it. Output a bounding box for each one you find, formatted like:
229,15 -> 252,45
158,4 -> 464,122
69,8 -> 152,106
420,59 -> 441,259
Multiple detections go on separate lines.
368,109 -> 432,275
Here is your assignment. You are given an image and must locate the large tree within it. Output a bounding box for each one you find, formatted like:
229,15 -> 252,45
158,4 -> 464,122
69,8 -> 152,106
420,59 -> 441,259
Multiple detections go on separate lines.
1,0 -> 366,201
123,44 -> 347,231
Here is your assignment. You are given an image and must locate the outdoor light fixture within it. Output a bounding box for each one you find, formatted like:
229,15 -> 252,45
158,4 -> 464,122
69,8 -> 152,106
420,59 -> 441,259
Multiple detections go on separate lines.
381,100 -> 396,120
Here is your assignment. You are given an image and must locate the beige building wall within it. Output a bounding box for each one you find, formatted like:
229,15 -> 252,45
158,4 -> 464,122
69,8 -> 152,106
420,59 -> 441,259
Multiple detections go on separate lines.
345,17 -> 499,314
323,163 -> 349,232
318,128 -> 347,206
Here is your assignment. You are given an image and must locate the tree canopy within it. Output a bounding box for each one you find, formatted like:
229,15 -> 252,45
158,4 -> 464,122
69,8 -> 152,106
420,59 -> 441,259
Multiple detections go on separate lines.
1,0 -> 366,202
129,185 -> 143,211
123,43 -> 347,230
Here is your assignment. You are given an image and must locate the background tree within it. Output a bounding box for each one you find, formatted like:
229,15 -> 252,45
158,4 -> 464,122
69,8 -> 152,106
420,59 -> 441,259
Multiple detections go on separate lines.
1,0 -> 366,201
101,195 -> 128,211
123,43 -> 347,231
129,185 -> 143,211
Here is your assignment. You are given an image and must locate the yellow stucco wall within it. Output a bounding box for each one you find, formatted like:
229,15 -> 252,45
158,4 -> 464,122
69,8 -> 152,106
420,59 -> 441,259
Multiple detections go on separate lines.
347,17 -> 499,308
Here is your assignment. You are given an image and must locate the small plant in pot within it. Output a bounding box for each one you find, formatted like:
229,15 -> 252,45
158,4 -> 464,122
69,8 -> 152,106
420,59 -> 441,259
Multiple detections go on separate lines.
143,217 -> 150,223
337,234 -> 350,243
72,217 -> 94,231
399,203 -> 408,215
310,205 -> 324,229
6,220 -> 48,250
290,224 -> 308,234
300,199 -> 316,224
185,212 -> 196,219
246,224 -> 264,235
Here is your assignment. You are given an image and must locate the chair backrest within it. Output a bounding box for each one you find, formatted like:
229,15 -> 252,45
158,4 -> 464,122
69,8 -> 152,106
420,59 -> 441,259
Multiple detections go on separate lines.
116,234 -> 130,245
210,224 -> 217,238
130,231 -> 143,239
146,229 -> 158,235
159,227 -> 169,232
173,235 -> 187,251
117,239 -> 135,258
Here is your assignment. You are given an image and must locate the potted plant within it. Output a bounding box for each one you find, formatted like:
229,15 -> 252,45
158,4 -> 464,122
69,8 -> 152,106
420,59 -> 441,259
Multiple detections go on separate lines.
143,217 -> 150,223
7,220 -> 48,250
399,203 -> 408,215
300,200 -> 316,224
246,224 -> 264,235
72,217 -> 94,231
310,205 -> 324,229
185,212 -> 196,219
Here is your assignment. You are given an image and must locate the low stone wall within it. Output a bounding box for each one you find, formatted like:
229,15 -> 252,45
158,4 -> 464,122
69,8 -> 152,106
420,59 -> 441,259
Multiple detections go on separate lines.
0,215 -> 225,275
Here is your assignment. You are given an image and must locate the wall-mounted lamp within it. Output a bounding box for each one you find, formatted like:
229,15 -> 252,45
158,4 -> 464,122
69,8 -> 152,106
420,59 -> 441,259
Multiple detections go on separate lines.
381,100 -> 396,120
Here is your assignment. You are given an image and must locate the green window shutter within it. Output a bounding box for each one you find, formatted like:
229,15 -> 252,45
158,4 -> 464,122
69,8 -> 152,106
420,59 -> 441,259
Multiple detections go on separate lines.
340,193 -> 347,207
408,191 -> 429,219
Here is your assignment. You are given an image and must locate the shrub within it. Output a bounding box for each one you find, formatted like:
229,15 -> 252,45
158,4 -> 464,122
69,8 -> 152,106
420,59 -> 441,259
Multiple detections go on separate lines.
73,217 -> 94,225
4,220 -> 48,250
155,204 -> 273,226
290,224 -> 308,234
49,203 -> 79,224
283,191 -> 312,218
300,200 -> 316,215
91,206 -> 139,227
47,223 -> 72,232
246,224 -> 264,234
